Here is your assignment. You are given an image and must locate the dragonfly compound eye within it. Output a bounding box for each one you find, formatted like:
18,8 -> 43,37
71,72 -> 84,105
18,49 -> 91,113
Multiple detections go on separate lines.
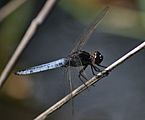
95,51 -> 103,64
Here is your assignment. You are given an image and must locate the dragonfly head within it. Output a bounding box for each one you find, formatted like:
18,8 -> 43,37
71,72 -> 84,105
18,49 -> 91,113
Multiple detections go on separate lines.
93,51 -> 103,64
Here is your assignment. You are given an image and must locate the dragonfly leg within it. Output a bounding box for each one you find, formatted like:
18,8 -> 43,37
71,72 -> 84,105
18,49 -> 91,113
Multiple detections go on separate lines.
92,65 -> 101,73
79,65 -> 95,87
78,65 -> 88,87
92,64 -> 110,76
97,64 -> 106,68
91,65 -> 96,75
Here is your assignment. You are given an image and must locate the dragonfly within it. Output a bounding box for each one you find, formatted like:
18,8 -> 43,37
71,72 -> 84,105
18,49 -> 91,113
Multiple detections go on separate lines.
15,7 -> 109,82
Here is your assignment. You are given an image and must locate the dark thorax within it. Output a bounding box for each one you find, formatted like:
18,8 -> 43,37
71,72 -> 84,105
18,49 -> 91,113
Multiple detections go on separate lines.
66,51 -> 92,67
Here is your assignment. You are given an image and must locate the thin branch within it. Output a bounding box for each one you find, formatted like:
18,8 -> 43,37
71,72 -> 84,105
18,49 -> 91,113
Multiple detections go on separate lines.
34,41 -> 145,120
0,0 -> 27,22
0,0 -> 57,87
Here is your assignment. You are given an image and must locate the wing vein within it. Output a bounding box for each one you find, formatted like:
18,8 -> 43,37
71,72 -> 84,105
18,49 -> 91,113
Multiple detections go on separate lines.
70,6 -> 109,54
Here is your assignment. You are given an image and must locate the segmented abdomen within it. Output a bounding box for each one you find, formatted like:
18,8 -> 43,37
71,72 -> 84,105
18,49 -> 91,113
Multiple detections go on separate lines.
15,58 -> 68,75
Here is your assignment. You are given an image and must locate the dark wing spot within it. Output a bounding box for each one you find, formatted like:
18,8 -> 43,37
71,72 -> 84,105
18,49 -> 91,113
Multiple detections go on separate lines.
59,63 -> 62,65
30,70 -> 33,73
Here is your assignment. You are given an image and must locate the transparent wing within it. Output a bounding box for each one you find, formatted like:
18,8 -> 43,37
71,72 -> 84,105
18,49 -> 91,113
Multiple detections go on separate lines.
70,6 -> 109,54
15,58 -> 68,75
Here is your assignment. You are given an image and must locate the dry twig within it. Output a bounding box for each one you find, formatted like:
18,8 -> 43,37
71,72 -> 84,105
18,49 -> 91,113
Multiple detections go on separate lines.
34,41 -> 145,120
0,0 -> 27,22
0,0 -> 57,87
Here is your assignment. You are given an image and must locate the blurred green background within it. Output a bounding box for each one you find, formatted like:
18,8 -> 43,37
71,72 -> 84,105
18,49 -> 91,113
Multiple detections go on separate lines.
0,0 -> 145,120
